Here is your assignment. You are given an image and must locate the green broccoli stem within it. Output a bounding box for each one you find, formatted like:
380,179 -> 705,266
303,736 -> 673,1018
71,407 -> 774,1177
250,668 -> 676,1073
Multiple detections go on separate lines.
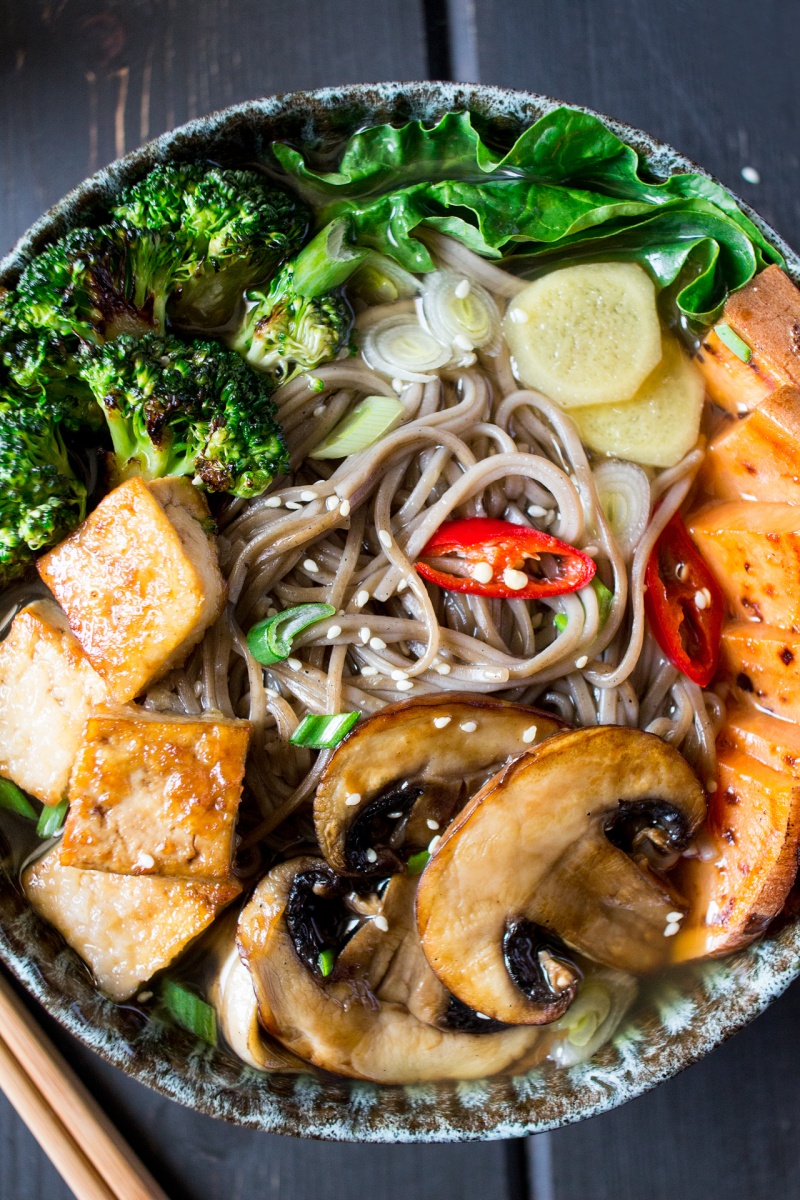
292,218 -> 367,297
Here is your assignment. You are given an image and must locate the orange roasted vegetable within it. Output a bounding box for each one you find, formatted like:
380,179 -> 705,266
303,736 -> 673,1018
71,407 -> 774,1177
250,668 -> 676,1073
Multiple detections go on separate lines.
700,386 -> 800,505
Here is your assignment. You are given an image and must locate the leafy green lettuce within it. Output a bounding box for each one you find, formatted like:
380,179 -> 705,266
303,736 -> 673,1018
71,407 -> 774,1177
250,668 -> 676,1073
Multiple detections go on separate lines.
273,108 -> 782,323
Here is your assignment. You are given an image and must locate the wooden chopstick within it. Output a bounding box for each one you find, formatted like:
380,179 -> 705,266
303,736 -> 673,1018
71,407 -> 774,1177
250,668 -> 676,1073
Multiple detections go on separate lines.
0,969 -> 170,1200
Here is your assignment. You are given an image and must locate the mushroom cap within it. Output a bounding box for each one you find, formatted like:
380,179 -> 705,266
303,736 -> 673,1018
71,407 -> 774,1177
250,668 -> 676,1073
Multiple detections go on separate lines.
314,694 -> 563,876
416,726 -> 705,1025
236,857 -> 544,1083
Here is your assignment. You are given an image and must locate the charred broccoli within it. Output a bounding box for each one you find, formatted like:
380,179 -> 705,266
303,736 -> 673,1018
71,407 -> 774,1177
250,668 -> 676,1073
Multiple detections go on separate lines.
0,390 -> 88,582
79,333 -> 288,497
1,327 -> 103,434
230,263 -> 351,383
111,164 -> 308,328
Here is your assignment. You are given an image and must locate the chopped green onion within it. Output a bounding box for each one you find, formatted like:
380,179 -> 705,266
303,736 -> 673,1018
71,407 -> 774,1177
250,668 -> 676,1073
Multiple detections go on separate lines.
362,314 -> 451,383
318,949 -> 335,977
292,217 -> 368,298
310,395 -> 405,459
290,711 -> 360,749
714,323 -> 751,363
421,269 -> 500,351
553,613 -> 568,633
350,250 -> 421,305
37,799 -> 68,839
162,979 -> 217,1046
0,778 -> 36,821
247,603 -> 335,666
592,578 -> 614,630
407,850 -> 431,875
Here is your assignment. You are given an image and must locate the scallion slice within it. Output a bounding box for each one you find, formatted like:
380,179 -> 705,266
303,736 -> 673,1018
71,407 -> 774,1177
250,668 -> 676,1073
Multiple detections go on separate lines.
592,578 -> 614,629
292,217 -> 367,298
37,799 -> 68,839
714,322 -> 751,363
290,711 -> 360,748
362,313 -> 451,382
318,949 -> 335,977
162,979 -> 217,1046
310,395 -> 405,459
247,603 -> 336,666
350,251 -> 421,306
0,778 -> 36,821
407,850 -> 430,875
421,269 -> 500,352
554,613 -> 568,633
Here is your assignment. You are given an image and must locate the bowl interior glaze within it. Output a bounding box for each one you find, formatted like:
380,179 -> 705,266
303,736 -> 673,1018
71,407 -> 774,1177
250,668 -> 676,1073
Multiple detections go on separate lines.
1,81 -> 799,1143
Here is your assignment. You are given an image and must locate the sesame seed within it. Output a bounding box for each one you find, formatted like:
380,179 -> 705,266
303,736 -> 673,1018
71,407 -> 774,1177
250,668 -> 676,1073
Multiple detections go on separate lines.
265,688 -> 279,699
707,779 -> 718,793
584,544 -> 598,557
378,529 -> 392,548
396,680 -> 414,692
706,900 -> 720,924
433,716 -> 451,729
436,663 -> 452,675
326,496 -> 340,511
287,657 -> 302,671
137,852 -> 155,869
369,636 -> 387,650
676,563 -> 689,582
694,589 -> 708,610
339,499 -> 351,517
360,627 -> 372,644
545,510 -> 556,526
392,378 -> 405,393
666,911 -> 683,922
527,504 -> 548,518
454,278 -> 471,300
365,848 -> 378,863
391,669 -> 408,680
265,495 -> 283,507
472,561 -> 494,584
503,567 -> 529,590
426,819 -> 440,830
741,165 -> 760,184
193,680 -> 203,696
374,915 -> 389,932
475,1012 -> 490,1020
303,559 -> 320,573
663,922 -> 680,937
360,666 -> 379,677
461,352 -> 477,367
313,404 -> 326,417
353,589 -> 370,608
345,793 -> 362,806
387,812 -> 402,819
508,307 -> 528,324
428,835 -> 442,853
575,655 -> 589,669
701,587 -> 712,606
453,333 -> 474,352
346,918 -> 360,932
531,612 -> 543,629
327,625 -> 342,639
286,500 -> 302,510
300,490 -> 318,501
522,724 -> 538,743
460,721 -> 477,733
397,577 -> 409,592
137,990 -> 154,1003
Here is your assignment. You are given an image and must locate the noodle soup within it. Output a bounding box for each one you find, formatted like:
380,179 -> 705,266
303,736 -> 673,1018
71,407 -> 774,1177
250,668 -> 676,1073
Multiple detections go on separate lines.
1,100 -> 798,1086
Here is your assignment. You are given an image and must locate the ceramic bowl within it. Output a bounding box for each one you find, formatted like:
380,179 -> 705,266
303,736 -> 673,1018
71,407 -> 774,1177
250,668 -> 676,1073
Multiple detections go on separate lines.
1,81 -> 799,1143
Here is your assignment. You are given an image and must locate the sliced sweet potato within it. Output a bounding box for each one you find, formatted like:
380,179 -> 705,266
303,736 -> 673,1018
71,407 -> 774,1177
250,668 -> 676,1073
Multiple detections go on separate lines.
672,746 -> 800,960
720,622 -> 800,722
718,704 -> 800,777
688,501 -> 800,627
700,386 -> 800,505
694,266 -> 800,416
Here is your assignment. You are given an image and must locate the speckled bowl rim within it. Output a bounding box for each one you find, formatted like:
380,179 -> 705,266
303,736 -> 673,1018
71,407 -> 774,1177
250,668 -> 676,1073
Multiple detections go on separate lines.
1,81 -> 799,1143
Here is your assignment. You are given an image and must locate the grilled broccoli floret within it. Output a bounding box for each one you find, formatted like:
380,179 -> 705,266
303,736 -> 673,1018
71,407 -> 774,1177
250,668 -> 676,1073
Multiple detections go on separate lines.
1,327 -> 103,434
79,333 -> 288,497
230,263 -> 351,384
0,392 -> 88,582
112,164 -> 308,328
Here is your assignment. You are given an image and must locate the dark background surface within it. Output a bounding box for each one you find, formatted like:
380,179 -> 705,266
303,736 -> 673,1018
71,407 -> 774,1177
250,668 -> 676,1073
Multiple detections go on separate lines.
2,1 -> 800,1196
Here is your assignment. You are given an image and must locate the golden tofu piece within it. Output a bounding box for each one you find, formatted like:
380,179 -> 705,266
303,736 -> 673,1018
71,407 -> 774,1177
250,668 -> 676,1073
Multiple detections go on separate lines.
688,501 -> 800,628
0,600 -> 109,804
700,386 -> 800,505
60,707 -> 250,881
720,622 -> 800,722
719,704 -> 800,777
37,477 -> 226,702
24,847 -> 240,1002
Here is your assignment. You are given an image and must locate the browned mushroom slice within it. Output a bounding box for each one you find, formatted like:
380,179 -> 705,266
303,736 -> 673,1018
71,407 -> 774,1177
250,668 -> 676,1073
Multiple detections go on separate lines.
416,727 -> 705,1025
314,695 -> 563,876
236,857 -> 544,1083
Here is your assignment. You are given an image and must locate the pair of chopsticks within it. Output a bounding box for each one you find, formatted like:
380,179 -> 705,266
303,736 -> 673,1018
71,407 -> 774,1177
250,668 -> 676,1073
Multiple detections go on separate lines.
0,969 -> 170,1200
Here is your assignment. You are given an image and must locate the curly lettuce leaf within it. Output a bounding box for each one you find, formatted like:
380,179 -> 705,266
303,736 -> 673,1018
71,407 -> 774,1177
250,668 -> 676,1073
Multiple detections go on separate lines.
273,107 -> 782,323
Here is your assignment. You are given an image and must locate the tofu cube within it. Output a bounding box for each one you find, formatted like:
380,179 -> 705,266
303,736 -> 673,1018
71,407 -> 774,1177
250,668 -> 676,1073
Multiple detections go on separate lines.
37,476 -> 226,702
720,622 -> 800,722
24,847 -> 241,1001
701,386 -> 800,505
718,704 -> 800,778
60,707 -> 250,882
0,600 -> 109,804
688,501 -> 800,628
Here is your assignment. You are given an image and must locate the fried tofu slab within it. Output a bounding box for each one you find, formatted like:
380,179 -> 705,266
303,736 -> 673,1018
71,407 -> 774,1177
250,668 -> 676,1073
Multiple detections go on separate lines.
700,386 -> 800,505
38,477 -> 226,702
0,600 -> 110,804
720,623 -> 800,722
60,708 -> 250,881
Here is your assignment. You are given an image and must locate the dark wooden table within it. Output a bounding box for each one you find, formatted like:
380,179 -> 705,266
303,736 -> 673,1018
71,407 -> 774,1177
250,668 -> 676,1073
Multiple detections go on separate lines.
2,1 -> 800,1196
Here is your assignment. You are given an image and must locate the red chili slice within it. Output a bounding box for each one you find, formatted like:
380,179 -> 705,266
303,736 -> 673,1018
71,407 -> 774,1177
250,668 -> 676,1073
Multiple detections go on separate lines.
644,513 -> 723,688
414,517 -> 596,600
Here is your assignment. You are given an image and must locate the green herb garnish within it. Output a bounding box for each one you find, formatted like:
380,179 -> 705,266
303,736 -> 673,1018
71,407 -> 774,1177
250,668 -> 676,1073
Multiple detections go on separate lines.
318,949 -> 335,977
290,711 -> 360,749
247,603 -> 336,666
0,778 -> 37,820
407,850 -> 431,875
714,323 -> 752,363
162,979 -> 217,1046
36,798 -> 68,839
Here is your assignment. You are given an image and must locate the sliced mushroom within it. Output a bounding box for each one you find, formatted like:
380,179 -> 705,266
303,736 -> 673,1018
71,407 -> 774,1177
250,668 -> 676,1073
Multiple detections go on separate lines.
416,727 -> 705,1025
237,857 -> 544,1082
314,695 -> 563,876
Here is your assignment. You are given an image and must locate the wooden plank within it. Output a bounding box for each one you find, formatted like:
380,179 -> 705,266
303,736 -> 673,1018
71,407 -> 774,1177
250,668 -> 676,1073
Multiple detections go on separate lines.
456,0 -> 800,252
0,0 -> 428,255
